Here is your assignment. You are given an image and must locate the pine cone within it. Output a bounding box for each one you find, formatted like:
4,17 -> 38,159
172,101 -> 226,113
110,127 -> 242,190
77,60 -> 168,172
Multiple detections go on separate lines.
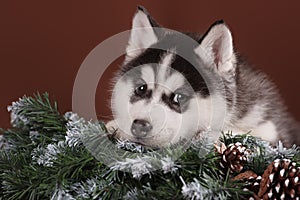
216,142 -> 251,174
232,170 -> 261,199
247,158 -> 300,199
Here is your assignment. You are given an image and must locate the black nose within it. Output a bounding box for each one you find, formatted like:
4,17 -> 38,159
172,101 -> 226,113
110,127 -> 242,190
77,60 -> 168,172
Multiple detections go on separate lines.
131,119 -> 152,137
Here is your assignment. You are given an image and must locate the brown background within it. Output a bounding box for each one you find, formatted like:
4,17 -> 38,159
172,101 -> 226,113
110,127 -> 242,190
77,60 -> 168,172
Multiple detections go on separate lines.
1,1 -> 300,128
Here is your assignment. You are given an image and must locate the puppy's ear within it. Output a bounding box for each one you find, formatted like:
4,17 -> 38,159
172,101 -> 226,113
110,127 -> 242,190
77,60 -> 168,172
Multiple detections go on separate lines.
125,6 -> 160,63
194,20 -> 236,76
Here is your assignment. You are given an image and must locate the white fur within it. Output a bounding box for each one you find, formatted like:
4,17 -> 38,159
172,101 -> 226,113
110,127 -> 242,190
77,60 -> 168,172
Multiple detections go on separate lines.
194,95 -> 212,130
157,53 -> 174,84
170,98 -> 201,143
252,121 -> 278,143
194,23 -> 236,76
141,65 -> 155,90
164,73 -> 185,94
125,10 -> 158,63
110,55 -> 205,147
234,104 -> 267,131
226,104 -> 279,143
110,77 -> 133,136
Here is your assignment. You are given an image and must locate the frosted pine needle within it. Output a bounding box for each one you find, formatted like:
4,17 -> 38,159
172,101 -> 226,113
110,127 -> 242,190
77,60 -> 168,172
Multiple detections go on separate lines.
31,142 -> 64,167
110,156 -> 154,179
29,130 -> 40,144
70,177 -> 104,199
7,98 -> 29,127
272,141 -> 299,159
123,187 -> 139,200
51,185 -> 75,200
0,134 -> 8,150
64,112 -> 85,147
181,177 -> 204,200
161,156 -> 180,174
116,139 -> 144,153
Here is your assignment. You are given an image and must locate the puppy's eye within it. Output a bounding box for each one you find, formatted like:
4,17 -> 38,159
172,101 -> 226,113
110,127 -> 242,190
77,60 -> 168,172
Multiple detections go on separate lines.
135,84 -> 148,96
171,93 -> 187,105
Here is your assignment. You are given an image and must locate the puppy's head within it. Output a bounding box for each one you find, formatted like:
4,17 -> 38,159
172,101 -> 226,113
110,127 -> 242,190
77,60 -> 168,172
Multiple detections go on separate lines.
110,6 -> 236,147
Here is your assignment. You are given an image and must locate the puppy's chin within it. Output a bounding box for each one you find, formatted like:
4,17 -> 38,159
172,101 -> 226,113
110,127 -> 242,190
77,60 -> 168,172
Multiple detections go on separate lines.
114,131 -> 191,149
116,133 -> 165,148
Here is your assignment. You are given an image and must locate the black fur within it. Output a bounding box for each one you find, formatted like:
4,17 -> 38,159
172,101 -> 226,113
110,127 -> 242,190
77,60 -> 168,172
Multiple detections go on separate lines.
121,32 -> 211,96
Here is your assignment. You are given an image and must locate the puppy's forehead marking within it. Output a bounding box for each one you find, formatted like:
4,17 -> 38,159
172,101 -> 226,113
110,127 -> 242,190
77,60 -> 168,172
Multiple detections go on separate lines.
157,52 -> 174,83
156,51 -> 185,93
141,65 -> 155,89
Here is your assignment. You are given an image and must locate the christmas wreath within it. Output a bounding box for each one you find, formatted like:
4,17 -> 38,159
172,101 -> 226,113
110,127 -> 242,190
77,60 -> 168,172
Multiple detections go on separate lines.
0,93 -> 299,199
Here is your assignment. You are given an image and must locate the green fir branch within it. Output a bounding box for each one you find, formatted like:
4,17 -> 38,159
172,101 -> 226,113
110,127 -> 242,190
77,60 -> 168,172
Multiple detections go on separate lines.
7,92 -> 66,135
0,93 -> 299,200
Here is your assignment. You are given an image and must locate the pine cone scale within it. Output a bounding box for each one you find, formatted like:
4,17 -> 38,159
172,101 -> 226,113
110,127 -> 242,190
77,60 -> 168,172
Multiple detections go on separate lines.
255,159 -> 300,199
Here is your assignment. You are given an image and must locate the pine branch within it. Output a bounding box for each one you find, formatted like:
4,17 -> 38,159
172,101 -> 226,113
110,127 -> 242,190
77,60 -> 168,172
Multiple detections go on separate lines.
7,92 -> 66,135
0,93 -> 299,199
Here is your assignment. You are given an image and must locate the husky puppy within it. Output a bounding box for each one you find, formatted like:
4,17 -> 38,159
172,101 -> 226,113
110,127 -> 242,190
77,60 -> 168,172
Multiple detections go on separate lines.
107,6 -> 299,147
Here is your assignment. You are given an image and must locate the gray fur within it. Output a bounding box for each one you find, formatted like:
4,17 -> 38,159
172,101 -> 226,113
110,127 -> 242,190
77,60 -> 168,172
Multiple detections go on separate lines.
232,57 -> 300,146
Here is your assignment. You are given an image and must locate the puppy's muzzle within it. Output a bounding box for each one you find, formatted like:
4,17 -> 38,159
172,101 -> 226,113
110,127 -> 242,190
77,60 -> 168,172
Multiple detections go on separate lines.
131,119 -> 152,138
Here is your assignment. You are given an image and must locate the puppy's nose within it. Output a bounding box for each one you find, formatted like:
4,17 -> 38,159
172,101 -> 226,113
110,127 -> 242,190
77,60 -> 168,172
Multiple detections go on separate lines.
131,119 -> 152,137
